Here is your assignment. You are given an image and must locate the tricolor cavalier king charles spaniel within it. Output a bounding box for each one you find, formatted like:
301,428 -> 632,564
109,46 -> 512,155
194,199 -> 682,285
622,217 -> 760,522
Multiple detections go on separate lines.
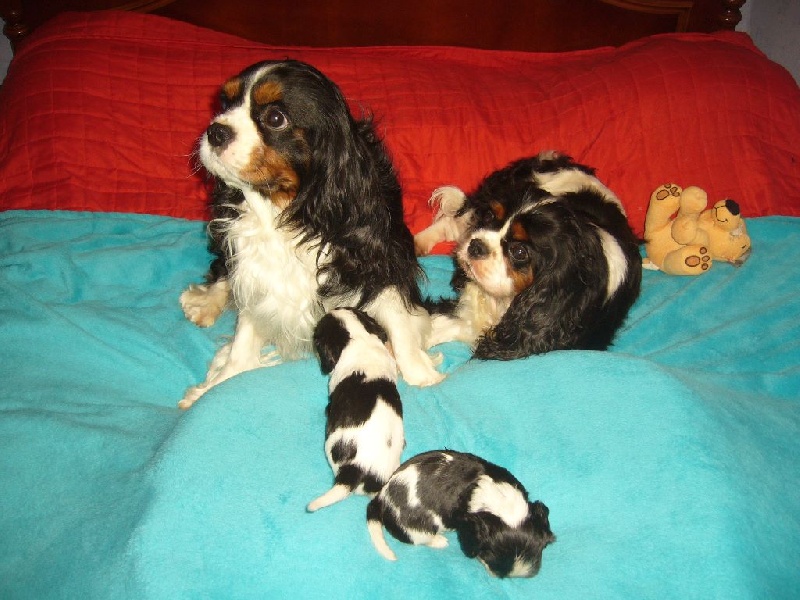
307,308 -> 404,512
415,151 -> 641,359
367,450 -> 555,578
178,60 -> 442,409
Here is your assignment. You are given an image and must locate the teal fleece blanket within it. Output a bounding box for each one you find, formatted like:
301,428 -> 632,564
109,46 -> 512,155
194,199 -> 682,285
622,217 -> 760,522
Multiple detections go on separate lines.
1,210 -> 798,599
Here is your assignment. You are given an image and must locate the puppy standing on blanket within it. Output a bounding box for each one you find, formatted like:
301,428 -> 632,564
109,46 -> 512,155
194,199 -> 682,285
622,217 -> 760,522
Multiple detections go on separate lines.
367,450 -> 555,578
178,59 -> 442,409
307,308 -> 404,511
415,151 -> 642,359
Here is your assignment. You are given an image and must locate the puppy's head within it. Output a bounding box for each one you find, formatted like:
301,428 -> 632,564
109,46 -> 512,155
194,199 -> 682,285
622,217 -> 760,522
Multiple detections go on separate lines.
199,59 -> 348,209
313,308 -> 389,375
458,480 -> 555,578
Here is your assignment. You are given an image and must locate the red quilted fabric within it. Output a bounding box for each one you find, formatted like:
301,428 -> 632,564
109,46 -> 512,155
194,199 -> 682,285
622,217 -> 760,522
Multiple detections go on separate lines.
1,11 -> 799,243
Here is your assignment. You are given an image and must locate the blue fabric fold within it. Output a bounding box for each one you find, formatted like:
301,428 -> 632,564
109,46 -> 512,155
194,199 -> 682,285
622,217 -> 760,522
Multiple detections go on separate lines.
1,211 -> 798,599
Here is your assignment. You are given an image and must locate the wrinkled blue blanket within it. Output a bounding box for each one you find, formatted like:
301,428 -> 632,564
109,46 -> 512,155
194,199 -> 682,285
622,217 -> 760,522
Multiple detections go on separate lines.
1,210 -> 798,599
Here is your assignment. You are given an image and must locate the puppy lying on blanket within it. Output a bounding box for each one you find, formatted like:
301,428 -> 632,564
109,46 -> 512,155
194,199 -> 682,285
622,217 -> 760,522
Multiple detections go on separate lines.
415,151 -> 642,359
307,308 -> 404,512
178,59 -> 442,409
367,450 -> 555,578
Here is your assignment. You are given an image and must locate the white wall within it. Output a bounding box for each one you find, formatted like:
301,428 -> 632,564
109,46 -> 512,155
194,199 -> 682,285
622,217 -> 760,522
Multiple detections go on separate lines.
0,19 -> 12,82
739,0 -> 800,85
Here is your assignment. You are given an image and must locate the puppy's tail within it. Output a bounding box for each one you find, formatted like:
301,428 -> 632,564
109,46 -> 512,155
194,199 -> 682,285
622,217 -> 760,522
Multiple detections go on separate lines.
307,484 -> 351,512
366,499 -> 397,561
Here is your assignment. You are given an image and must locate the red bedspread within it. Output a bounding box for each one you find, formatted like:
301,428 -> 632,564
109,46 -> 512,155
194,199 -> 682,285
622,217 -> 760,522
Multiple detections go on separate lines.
1,11 -> 799,241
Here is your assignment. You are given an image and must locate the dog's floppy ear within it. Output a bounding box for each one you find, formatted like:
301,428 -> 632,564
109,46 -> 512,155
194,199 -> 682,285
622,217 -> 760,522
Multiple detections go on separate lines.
312,313 -> 350,374
456,511 -> 491,558
529,501 -> 557,544
472,284 -> 564,359
473,279 -> 601,359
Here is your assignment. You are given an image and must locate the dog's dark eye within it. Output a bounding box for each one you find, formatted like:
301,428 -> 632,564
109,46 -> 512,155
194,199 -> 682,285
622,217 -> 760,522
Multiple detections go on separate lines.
263,107 -> 288,130
508,242 -> 530,265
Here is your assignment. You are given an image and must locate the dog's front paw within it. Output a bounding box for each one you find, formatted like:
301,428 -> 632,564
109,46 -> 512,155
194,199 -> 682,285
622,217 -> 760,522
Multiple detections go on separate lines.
398,350 -> 445,387
425,534 -> 449,549
179,280 -> 230,327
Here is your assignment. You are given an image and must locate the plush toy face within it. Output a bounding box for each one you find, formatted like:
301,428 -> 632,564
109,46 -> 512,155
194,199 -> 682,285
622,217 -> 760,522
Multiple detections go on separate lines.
703,200 -> 752,265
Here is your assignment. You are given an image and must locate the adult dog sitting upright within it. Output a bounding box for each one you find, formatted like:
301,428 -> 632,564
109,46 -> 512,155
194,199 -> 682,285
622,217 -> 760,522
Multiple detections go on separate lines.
415,151 -> 641,359
178,60 -> 442,409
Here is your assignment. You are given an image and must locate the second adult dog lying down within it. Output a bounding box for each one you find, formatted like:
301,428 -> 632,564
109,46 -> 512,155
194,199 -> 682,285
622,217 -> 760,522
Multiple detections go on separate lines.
415,151 -> 642,360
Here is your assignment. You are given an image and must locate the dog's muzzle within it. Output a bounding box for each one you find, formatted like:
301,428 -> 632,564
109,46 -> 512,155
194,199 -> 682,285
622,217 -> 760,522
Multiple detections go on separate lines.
206,122 -> 235,150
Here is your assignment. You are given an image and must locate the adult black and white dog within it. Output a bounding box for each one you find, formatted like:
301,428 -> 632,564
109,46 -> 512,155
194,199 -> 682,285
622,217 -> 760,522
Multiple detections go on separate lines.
366,450 -> 555,578
178,60 -> 442,408
414,151 -> 641,360
307,308 -> 404,512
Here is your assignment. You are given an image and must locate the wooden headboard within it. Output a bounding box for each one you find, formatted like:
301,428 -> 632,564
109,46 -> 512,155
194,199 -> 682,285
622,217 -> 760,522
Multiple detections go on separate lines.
2,0 -> 747,54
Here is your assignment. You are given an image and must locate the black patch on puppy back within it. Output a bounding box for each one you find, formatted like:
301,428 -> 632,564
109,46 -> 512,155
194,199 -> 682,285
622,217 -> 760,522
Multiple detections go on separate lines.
325,373 -> 402,435
401,451 -> 486,527
377,477 -> 443,541
329,439 -> 357,464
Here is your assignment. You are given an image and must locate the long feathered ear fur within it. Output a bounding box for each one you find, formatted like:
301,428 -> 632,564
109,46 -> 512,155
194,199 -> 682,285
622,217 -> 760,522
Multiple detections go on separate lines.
277,67 -> 422,310
205,179 -> 244,282
456,511 -> 491,558
473,219 -> 613,359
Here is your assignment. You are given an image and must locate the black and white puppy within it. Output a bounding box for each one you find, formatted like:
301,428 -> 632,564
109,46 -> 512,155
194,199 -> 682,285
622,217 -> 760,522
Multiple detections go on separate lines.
307,308 -> 404,512
367,450 -> 555,578
178,60 -> 442,408
415,151 -> 642,359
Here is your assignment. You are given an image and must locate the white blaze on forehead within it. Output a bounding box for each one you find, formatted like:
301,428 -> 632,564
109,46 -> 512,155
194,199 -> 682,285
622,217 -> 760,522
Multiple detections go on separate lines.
199,64 -> 278,187
468,475 -> 529,528
534,168 -> 625,214
596,227 -> 629,300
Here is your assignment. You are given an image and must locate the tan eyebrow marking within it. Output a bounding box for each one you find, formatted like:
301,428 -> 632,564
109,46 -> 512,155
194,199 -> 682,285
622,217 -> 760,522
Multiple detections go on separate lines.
222,77 -> 242,101
490,200 -> 506,221
253,80 -> 283,106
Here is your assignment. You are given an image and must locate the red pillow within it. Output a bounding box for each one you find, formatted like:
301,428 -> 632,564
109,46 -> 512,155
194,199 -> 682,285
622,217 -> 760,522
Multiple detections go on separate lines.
1,11 -> 799,243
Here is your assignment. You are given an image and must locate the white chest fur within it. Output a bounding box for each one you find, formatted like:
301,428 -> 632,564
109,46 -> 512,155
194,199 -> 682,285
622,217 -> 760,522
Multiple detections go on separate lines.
224,189 -> 326,359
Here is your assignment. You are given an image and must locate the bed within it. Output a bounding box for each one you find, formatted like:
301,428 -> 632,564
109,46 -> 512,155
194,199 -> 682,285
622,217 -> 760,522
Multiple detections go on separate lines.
1,1 -> 799,598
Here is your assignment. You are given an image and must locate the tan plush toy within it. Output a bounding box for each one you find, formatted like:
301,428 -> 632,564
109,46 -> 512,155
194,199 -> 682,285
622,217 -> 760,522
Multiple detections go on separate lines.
643,184 -> 752,275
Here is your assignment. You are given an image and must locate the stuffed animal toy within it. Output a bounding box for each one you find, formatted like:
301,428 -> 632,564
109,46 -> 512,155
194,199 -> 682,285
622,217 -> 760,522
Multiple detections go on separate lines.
643,183 -> 752,275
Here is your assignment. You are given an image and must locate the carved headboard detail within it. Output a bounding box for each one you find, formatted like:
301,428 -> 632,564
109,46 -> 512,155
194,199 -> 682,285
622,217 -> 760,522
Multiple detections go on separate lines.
1,0 -> 746,54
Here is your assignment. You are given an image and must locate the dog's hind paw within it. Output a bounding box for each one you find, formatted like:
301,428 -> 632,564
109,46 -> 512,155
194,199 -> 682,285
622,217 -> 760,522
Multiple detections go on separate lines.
179,280 -> 230,327
178,384 -> 207,410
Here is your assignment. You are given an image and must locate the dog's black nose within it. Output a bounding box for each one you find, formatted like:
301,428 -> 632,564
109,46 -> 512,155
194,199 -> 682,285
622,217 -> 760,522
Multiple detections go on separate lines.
206,122 -> 234,149
467,239 -> 489,259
